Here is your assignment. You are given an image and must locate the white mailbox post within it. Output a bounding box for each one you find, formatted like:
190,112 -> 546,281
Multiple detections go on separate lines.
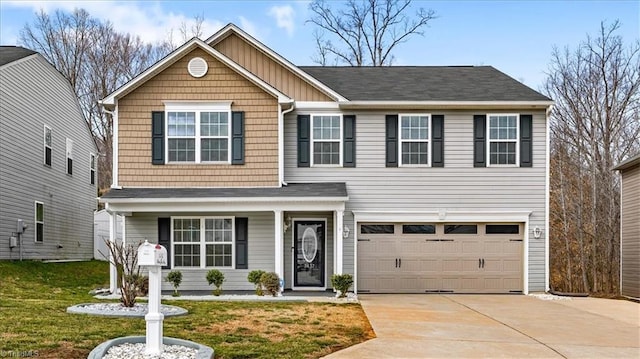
138,240 -> 168,355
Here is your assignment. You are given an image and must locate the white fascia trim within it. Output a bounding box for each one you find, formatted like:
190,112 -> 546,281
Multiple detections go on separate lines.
101,38 -> 291,105
295,102 -> 341,111
352,210 -> 532,223
0,53 -> 39,70
101,196 -> 348,204
106,200 -> 346,213
340,101 -> 554,110
205,24 -> 348,102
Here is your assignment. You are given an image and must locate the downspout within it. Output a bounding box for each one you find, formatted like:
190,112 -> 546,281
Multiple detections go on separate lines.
99,101 -> 120,189
279,100 -> 295,187
545,104 -> 553,292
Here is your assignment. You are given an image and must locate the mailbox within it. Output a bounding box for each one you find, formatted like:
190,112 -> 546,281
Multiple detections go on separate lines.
138,240 -> 168,266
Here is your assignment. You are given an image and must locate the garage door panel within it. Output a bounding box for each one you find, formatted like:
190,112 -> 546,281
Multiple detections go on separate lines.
357,222 -> 523,294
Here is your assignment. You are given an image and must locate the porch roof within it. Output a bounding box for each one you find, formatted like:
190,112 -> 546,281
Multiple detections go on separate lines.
100,182 -> 347,202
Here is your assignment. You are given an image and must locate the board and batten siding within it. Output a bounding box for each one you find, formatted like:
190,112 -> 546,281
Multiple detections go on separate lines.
284,110 -> 548,292
212,33 -> 332,102
117,47 -> 279,188
125,212 -> 276,291
0,55 -> 97,260
620,164 -> 640,299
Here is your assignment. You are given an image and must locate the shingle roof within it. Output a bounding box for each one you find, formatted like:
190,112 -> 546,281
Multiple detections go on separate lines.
299,66 -> 551,102
0,46 -> 37,67
101,182 -> 348,199
613,153 -> 640,171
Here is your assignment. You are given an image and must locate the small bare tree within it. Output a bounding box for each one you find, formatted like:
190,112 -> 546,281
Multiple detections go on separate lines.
102,239 -> 142,307
308,0 -> 437,66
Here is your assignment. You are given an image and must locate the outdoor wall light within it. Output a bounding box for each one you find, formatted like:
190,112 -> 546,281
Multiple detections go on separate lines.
283,216 -> 292,234
343,225 -> 350,238
533,226 -> 542,239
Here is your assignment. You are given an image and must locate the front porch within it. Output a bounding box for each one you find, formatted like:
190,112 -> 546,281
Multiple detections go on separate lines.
99,183 -> 350,293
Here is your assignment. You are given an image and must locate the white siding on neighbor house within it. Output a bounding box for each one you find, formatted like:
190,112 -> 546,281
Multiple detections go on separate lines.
284,109 -> 548,292
0,55 -> 97,260
125,212 -> 277,291
94,210 -> 123,261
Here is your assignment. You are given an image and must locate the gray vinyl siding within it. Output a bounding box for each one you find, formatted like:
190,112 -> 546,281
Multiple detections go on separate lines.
620,164 -> 640,299
0,55 -> 97,260
125,212 -> 276,291
284,110 -> 548,292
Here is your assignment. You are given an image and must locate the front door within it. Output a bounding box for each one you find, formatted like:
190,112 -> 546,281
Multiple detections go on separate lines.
293,220 -> 325,288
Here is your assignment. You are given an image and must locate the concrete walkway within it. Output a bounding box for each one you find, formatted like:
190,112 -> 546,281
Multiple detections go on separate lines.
324,294 -> 640,358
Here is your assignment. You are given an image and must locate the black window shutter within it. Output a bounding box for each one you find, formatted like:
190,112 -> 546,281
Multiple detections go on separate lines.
520,114 -> 533,167
473,115 -> 487,167
158,218 -> 171,269
297,115 -> 310,167
151,111 -> 165,165
231,111 -> 245,165
343,115 -> 356,167
431,115 -> 445,167
235,217 -> 249,269
386,115 -> 398,167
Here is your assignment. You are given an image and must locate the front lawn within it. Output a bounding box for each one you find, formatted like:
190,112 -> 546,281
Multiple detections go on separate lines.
0,261 -> 374,358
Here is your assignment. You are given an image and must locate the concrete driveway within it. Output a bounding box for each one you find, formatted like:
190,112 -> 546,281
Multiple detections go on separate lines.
325,294 -> 640,358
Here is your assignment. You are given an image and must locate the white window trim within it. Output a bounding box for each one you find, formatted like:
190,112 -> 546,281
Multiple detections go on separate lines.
34,201 -> 43,243
487,113 -> 520,167
398,113 -> 431,167
170,216 -> 235,269
310,113 -> 343,167
43,125 -> 52,167
90,153 -> 96,185
164,103 -> 232,164
65,138 -> 73,175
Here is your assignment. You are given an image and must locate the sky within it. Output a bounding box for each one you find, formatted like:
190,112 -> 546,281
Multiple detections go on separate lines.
0,0 -> 638,92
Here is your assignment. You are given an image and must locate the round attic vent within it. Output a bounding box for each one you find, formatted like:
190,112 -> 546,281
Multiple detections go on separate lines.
187,57 -> 208,78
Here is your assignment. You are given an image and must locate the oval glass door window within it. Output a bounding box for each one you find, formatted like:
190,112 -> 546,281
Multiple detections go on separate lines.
301,227 -> 318,263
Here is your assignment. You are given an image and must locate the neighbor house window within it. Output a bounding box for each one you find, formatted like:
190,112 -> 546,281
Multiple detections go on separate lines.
488,114 -> 519,165
65,138 -> 73,175
44,126 -> 52,166
90,154 -> 96,185
399,114 -> 430,166
166,103 -> 230,163
35,201 -> 44,243
311,114 -> 341,165
172,217 -> 234,268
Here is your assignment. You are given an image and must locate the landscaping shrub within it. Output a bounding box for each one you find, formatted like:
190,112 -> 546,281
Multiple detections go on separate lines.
247,270 -> 266,296
331,274 -> 354,298
166,270 -> 183,297
206,269 -> 225,296
125,274 -> 149,297
261,272 -> 280,297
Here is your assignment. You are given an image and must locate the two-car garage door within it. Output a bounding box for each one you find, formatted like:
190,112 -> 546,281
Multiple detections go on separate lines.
357,223 -> 523,294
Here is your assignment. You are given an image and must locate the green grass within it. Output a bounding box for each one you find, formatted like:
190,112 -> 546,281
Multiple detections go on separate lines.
0,261 -> 373,359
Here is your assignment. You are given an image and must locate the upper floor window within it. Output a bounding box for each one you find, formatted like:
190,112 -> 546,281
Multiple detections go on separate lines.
165,103 -> 231,163
311,114 -> 342,166
488,114 -> 519,166
66,138 -> 73,175
172,217 -> 234,268
35,201 -> 44,243
43,126 -> 52,167
90,154 -> 96,185
399,114 -> 431,166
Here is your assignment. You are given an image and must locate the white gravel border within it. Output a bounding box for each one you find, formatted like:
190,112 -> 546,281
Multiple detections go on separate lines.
67,303 -> 188,317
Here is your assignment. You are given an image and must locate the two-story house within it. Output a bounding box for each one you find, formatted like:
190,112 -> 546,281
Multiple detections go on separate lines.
0,46 -> 97,260
100,24 -> 553,294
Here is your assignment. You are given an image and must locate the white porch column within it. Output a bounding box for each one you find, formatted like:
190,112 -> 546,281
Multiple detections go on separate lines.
335,210 -> 344,275
274,210 -> 284,292
108,210 -> 118,293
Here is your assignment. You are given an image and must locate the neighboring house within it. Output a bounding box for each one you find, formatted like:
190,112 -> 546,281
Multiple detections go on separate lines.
613,154 -> 640,300
99,24 -> 553,294
0,46 -> 97,260
94,209 -> 123,261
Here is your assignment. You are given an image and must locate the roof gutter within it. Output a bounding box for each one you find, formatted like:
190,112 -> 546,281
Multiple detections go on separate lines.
339,100 -> 554,110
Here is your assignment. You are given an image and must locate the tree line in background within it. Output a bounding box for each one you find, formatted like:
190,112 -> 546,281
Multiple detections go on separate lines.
545,21 -> 640,294
16,1 -> 640,294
